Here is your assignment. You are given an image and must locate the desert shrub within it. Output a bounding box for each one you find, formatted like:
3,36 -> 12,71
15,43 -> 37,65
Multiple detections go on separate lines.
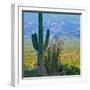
57,64 -> 80,75
24,69 -> 39,77
64,65 -> 80,75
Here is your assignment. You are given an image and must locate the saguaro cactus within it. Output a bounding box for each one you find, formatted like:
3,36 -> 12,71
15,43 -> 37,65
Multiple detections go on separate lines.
31,12 -> 50,74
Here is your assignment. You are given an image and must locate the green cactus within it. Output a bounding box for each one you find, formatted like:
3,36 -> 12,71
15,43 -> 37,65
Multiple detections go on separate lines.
44,41 -> 63,75
31,12 -> 50,74
44,48 -> 58,75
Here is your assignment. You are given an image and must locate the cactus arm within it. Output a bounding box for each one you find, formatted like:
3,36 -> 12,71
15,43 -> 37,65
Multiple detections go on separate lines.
44,29 -> 50,49
31,33 -> 38,50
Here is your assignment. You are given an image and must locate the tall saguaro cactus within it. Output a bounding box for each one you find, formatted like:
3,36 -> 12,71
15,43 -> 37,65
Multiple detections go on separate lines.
31,12 -> 50,74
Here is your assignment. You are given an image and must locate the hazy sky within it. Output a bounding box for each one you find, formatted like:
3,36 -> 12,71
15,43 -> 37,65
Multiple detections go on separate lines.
23,12 -> 80,41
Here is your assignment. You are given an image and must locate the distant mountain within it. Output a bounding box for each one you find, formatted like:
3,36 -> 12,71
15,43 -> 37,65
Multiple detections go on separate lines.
50,29 -> 80,41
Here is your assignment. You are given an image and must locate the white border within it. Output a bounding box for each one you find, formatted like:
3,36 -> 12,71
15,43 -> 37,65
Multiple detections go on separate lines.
11,4 -> 87,87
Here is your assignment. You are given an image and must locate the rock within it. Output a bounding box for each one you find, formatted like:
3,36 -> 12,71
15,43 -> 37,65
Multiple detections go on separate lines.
37,65 -> 47,76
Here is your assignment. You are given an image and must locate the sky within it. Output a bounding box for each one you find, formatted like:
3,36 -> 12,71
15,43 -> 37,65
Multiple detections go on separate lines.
23,12 -> 80,42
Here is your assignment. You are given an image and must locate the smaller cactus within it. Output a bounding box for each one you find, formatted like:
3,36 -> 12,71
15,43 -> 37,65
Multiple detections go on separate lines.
44,48 -> 58,75
44,40 -> 64,75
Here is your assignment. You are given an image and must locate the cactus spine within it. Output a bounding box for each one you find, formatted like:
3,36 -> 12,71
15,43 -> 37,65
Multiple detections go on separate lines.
31,12 -> 50,74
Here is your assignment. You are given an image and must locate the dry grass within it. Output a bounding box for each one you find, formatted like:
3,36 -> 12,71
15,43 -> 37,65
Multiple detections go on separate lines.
24,50 -> 38,70
60,50 -> 80,68
24,49 -> 80,70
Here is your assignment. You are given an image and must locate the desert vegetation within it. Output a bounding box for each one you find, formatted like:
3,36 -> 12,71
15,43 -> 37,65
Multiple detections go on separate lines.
23,12 -> 80,77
